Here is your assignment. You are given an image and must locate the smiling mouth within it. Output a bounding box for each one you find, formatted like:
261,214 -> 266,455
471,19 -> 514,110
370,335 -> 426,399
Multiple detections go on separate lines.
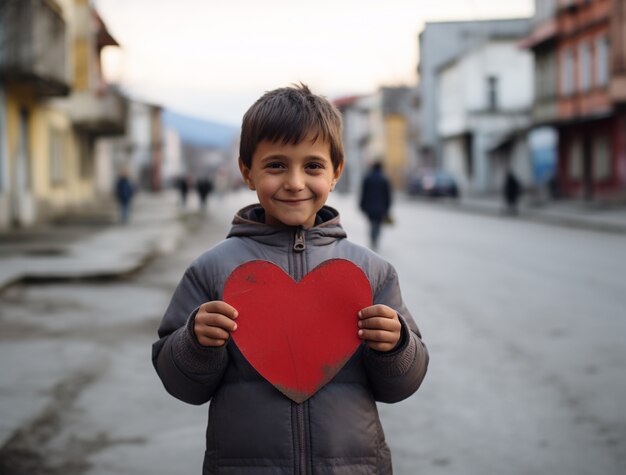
277,198 -> 312,204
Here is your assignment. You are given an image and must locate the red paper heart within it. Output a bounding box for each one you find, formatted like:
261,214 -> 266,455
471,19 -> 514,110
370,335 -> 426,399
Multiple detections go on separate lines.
224,259 -> 372,403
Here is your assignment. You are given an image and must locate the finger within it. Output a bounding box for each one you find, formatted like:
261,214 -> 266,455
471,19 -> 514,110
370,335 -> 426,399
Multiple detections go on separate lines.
196,313 -> 238,332
358,328 -> 398,344
358,304 -> 396,320
200,301 -> 239,319
358,316 -> 401,332
197,335 -> 229,347
196,325 -> 232,341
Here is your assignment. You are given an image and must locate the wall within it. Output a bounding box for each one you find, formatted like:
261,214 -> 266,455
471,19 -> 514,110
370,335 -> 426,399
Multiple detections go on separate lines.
418,18 -> 531,163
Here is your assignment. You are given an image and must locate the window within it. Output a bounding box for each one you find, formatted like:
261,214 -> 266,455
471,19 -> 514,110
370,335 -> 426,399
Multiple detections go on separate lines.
569,138 -> 582,180
17,108 -> 31,189
50,127 -> 66,185
537,52 -> 557,100
595,35 -> 609,87
593,134 -> 611,181
579,42 -> 591,91
79,135 -> 93,179
49,127 -> 66,185
487,75 -> 498,110
561,49 -> 574,95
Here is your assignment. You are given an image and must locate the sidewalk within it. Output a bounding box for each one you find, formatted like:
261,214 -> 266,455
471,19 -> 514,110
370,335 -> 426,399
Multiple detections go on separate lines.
435,194 -> 626,235
0,190 -> 186,292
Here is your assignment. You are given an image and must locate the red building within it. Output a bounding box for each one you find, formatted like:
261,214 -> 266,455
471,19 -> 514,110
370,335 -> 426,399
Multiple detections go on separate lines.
556,0 -> 626,201
524,0 -> 626,201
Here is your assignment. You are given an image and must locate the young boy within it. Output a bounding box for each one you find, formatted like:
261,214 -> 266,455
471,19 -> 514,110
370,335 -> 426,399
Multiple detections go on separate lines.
152,84 -> 428,474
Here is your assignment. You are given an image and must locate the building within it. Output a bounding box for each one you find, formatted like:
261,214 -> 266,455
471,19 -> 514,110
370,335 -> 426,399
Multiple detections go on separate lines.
0,0 -> 127,229
335,93 -> 385,193
416,18 -> 531,169
380,86 -> 414,190
0,0 -> 71,227
522,0 -> 626,201
334,95 -> 365,193
335,87 -> 414,193
95,100 -> 163,196
437,36 -> 534,194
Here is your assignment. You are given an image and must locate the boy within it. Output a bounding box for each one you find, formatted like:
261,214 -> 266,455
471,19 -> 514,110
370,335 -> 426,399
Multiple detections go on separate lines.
152,84 -> 428,474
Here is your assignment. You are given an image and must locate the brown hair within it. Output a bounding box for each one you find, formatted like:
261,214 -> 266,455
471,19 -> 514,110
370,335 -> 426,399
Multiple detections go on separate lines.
239,83 -> 344,170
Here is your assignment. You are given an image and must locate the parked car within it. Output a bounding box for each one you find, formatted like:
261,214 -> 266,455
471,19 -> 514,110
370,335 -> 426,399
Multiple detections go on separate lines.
406,170 -> 460,198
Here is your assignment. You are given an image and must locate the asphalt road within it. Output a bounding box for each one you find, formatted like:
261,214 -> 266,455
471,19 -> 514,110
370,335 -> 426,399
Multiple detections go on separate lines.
1,191 -> 625,475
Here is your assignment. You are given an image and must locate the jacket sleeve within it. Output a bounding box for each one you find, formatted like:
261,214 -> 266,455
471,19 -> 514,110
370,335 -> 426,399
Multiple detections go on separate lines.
362,265 -> 429,403
152,265 -> 229,405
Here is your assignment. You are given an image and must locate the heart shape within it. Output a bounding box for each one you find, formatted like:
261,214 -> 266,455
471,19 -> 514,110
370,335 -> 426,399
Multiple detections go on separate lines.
224,259 -> 372,403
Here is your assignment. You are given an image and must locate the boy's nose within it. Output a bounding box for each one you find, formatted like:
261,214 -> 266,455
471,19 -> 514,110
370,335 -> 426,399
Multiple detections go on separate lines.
284,171 -> 305,191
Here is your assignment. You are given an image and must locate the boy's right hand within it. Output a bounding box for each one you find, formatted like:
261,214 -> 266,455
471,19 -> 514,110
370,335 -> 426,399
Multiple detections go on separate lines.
193,301 -> 238,347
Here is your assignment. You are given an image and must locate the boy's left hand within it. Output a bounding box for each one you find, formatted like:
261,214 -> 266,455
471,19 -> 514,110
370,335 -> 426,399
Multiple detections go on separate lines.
357,304 -> 402,352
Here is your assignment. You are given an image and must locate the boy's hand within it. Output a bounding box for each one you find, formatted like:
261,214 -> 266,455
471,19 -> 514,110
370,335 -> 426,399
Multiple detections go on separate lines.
194,301 -> 238,347
357,304 -> 401,352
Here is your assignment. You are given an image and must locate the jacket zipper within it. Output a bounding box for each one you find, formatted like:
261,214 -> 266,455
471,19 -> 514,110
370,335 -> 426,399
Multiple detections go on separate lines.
292,227 -> 309,475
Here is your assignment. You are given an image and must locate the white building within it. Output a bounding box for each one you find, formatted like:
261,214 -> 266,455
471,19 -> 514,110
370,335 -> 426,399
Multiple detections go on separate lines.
437,38 -> 534,194
417,18 -> 531,168
94,100 -> 162,194
334,93 -> 384,194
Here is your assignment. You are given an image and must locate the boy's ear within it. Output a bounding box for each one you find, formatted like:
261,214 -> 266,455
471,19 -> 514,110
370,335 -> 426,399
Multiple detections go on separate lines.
330,162 -> 344,191
333,161 -> 344,182
238,158 -> 255,190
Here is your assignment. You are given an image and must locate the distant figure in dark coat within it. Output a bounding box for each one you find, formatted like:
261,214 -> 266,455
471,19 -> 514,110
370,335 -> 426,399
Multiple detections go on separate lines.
196,176 -> 214,211
176,175 -> 191,208
360,161 -> 392,250
115,170 -> 134,224
503,170 -> 522,215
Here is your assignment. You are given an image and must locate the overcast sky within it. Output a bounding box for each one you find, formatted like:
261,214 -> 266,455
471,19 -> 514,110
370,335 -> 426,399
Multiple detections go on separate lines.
95,0 -> 534,126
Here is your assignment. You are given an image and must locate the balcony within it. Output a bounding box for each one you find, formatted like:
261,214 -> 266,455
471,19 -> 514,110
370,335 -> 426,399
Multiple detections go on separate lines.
0,0 -> 70,96
611,75 -> 626,103
68,89 -> 128,136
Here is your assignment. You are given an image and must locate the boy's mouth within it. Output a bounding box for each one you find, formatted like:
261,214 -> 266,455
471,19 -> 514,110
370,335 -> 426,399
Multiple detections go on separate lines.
276,198 -> 312,204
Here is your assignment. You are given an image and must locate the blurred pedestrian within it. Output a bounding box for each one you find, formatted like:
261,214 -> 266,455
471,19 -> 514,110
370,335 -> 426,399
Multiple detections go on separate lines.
176,174 -> 191,209
114,169 -> 134,224
503,170 -> 522,215
360,161 -> 392,250
196,176 -> 214,211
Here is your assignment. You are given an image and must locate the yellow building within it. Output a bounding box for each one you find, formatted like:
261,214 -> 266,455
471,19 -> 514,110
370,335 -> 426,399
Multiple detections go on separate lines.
381,87 -> 413,190
0,0 -> 126,229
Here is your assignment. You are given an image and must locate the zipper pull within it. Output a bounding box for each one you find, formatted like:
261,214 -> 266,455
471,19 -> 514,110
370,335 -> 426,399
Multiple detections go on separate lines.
293,228 -> 306,252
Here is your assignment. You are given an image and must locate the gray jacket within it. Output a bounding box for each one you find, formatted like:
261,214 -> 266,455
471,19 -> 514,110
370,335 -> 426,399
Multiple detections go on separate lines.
152,204 -> 429,474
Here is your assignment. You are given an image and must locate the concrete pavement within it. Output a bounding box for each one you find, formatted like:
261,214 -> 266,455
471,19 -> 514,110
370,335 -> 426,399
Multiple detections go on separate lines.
0,190 -> 187,292
1,190 -> 625,293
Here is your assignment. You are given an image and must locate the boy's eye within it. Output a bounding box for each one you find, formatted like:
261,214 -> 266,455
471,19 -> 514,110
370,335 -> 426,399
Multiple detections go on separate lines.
265,162 -> 285,169
306,162 -> 325,170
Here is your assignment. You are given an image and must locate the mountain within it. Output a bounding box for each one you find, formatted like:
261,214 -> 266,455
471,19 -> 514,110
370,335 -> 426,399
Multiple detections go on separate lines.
162,109 -> 239,149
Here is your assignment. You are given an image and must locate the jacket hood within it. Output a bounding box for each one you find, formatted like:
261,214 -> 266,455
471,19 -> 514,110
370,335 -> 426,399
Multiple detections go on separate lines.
227,204 -> 347,247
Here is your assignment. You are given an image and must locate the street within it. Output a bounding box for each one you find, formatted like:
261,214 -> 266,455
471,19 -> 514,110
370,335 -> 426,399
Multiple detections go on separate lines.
1,190 -> 625,475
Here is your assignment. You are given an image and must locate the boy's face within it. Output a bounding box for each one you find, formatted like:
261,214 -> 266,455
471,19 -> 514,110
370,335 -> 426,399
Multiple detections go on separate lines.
239,133 -> 343,228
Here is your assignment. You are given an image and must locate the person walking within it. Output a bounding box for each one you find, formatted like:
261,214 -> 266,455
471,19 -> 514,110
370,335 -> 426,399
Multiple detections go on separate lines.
196,176 -> 214,211
360,161 -> 392,250
503,170 -> 522,215
114,169 -> 134,224
176,174 -> 191,209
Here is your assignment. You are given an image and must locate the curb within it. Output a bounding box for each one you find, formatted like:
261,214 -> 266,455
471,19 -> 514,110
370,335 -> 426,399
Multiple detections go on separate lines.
435,199 -> 626,235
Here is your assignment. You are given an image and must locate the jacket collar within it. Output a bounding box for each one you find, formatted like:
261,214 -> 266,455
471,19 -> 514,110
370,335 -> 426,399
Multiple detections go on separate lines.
227,204 -> 347,246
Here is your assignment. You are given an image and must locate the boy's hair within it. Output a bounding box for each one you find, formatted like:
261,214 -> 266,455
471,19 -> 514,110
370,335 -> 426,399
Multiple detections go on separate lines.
239,83 -> 344,170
